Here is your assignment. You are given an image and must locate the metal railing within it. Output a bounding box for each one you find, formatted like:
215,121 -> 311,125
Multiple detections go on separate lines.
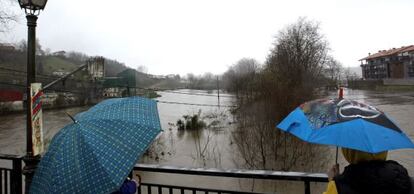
133,164 -> 329,194
0,154 -> 329,194
0,154 -> 22,194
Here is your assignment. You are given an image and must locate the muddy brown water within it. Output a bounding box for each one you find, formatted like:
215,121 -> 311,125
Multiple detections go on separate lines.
0,89 -> 413,193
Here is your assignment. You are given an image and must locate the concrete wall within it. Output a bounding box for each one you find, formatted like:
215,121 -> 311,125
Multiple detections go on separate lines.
0,92 -> 83,115
0,101 -> 23,113
348,79 -> 383,89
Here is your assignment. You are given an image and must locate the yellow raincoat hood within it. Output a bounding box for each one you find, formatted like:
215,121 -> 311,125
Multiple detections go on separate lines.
341,148 -> 387,164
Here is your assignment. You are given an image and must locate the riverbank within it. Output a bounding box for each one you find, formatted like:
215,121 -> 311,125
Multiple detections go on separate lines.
348,79 -> 414,92
0,99 -> 95,115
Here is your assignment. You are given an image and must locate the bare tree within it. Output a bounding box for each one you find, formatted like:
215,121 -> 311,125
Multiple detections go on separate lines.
136,65 -> 148,74
184,72 -> 219,90
267,17 -> 327,85
16,39 -> 27,51
229,18 -> 332,173
264,17 -> 329,117
66,51 -> 89,65
324,56 -> 343,85
0,0 -> 19,33
14,38 -> 43,54
343,67 -> 359,82
222,58 -> 260,98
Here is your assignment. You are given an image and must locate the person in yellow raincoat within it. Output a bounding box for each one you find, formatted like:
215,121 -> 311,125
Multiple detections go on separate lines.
323,148 -> 413,194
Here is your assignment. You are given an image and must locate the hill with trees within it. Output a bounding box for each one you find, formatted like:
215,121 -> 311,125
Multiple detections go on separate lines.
0,40 -> 184,91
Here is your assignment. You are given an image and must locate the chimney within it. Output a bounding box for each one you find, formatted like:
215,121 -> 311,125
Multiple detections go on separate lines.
368,53 -> 371,56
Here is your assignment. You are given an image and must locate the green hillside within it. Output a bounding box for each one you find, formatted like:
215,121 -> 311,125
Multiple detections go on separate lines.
41,56 -> 78,75
1,49 -> 183,91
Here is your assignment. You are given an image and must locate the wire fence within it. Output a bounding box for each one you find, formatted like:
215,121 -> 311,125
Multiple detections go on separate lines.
156,100 -> 236,108
0,66 -> 86,82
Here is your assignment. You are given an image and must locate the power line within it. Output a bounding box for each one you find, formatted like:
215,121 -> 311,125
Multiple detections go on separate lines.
107,85 -> 234,98
156,100 -> 237,108
158,90 -> 233,98
0,67 -> 26,73
0,82 -> 87,94
0,66 -> 85,82
0,82 -> 26,87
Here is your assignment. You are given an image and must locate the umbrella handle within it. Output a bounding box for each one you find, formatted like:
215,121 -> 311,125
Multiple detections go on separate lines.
65,112 -> 77,123
335,146 -> 339,164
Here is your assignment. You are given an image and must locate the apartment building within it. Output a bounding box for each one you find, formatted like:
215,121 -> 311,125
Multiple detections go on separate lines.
360,45 -> 414,79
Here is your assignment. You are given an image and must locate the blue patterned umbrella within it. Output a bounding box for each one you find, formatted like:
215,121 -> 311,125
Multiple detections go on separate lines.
277,98 -> 414,154
30,97 -> 162,194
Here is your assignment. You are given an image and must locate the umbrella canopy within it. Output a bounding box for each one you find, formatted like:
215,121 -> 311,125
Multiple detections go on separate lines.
277,98 -> 414,153
30,97 -> 162,194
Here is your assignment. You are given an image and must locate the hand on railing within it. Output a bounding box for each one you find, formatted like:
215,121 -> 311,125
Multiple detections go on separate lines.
135,174 -> 141,186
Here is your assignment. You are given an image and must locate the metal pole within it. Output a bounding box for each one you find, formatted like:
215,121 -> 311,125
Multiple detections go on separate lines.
304,180 -> 310,194
11,157 -> 23,194
217,76 -> 220,108
22,14 -> 41,194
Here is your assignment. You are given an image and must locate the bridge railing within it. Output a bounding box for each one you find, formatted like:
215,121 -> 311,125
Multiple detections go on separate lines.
133,164 -> 329,194
0,154 -> 22,194
0,155 -> 329,194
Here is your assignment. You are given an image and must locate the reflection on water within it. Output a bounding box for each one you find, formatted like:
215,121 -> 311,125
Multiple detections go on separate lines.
0,89 -> 413,193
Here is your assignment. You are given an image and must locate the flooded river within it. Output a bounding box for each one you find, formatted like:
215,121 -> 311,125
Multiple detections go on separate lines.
0,89 -> 413,193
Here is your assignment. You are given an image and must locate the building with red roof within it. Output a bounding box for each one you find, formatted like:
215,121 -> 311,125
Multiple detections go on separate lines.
360,45 -> 414,79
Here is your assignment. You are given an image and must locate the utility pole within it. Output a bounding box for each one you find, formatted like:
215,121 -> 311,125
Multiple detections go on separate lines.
217,76 -> 220,108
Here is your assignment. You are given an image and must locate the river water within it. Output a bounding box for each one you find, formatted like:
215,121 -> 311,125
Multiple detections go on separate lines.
0,89 -> 413,193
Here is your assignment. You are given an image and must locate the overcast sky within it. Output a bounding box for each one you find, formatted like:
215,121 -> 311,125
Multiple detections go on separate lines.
1,0 -> 413,75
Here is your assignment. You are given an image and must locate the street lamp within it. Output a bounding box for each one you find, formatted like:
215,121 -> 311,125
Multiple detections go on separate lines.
18,0 -> 47,193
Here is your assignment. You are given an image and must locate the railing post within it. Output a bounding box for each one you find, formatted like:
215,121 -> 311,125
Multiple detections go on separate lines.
11,157 -> 23,194
304,180 -> 310,194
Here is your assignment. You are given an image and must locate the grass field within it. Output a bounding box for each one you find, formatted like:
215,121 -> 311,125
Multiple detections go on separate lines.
42,56 -> 78,74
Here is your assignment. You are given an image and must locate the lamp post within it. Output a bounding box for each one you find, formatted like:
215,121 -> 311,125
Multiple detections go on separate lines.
17,0 -> 47,193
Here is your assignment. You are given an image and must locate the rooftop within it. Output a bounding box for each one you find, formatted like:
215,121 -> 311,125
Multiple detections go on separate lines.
360,45 -> 414,61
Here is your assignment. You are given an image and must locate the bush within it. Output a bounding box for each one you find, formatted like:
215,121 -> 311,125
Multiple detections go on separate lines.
176,111 -> 206,131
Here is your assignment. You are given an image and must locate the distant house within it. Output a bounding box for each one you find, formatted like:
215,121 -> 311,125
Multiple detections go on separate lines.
103,87 -> 125,98
52,51 -> 66,57
165,74 -> 179,79
151,75 -> 165,79
52,70 -> 69,77
0,43 -> 15,51
360,45 -> 414,79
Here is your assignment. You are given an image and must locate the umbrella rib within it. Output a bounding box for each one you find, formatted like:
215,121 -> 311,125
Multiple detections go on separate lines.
360,119 -> 376,153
